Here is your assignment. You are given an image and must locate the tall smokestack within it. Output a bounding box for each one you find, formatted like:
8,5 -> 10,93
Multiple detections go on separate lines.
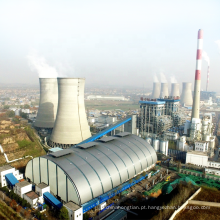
160,83 -> 169,98
152,82 -> 160,98
171,83 -> 180,97
181,82 -> 193,105
49,78 -> 91,148
34,78 -> 58,128
206,66 -> 210,91
191,29 -> 203,119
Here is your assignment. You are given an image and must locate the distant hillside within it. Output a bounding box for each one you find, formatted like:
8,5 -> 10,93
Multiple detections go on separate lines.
0,116 -> 45,171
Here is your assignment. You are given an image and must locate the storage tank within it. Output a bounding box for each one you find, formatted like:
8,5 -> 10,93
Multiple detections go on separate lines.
160,140 -> 168,156
34,78 -> 58,128
49,78 -> 91,148
152,139 -> 160,152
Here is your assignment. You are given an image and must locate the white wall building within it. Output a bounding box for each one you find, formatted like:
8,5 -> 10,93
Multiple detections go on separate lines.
0,165 -> 23,187
205,167 -> 220,176
64,201 -> 83,220
23,191 -> 39,208
186,151 -> 208,167
14,181 -> 32,198
195,141 -> 209,152
35,183 -> 50,196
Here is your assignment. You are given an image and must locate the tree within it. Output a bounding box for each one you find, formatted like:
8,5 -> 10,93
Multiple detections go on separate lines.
3,105 -> 10,109
20,112 -> 28,119
59,207 -> 69,220
24,104 -> 30,109
16,205 -> 22,212
10,199 -> 17,209
6,110 -> 15,118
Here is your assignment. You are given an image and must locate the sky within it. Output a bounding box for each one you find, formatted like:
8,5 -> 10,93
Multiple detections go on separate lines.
0,0 -> 220,91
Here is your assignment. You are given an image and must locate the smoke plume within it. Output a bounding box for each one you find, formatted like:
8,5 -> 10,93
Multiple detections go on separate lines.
215,40 -> 220,54
27,52 -> 66,78
170,75 -> 177,83
202,51 -> 210,66
160,72 -> 167,83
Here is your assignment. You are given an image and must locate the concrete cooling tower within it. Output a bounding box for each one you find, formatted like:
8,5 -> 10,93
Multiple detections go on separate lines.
181,82 -> 193,105
49,78 -> 91,148
34,78 -> 58,128
152,82 -> 160,99
171,83 -> 180,97
160,83 -> 169,98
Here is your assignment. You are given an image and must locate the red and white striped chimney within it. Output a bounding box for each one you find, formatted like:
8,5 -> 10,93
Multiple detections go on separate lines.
191,29 -> 203,119
206,66 -> 210,91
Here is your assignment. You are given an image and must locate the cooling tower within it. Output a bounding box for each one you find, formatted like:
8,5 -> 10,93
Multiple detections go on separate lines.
152,82 -> 160,99
181,82 -> 193,105
34,78 -> 58,128
160,83 -> 169,98
171,83 -> 180,97
49,78 -> 91,148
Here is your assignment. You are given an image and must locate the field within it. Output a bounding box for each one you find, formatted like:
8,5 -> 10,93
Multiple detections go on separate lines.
85,100 -> 139,111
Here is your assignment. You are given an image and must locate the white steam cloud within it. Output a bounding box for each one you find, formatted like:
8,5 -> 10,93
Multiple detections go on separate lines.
153,75 -> 159,82
160,72 -> 167,83
170,75 -> 177,83
27,52 -> 66,78
215,40 -> 220,54
202,51 -> 210,66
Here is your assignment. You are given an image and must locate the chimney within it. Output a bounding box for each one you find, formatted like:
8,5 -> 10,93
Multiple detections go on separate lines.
192,29 -> 203,119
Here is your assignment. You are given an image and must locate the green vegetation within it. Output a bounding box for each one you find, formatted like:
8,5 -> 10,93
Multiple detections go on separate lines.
59,206 -> 69,220
17,139 -> 34,149
3,105 -> 10,110
0,187 -> 31,208
23,104 -> 30,109
20,112 -> 28,119
6,111 -> 15,118
0,200 -> 23,220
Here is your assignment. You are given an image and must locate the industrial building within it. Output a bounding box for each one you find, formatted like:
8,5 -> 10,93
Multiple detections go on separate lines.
87,95 -> 129,101
25,133 -> 157,207
151,82 -> 160,99
170,83 -> 180,97
49,78 -> 91,148
34,78 -> 58,128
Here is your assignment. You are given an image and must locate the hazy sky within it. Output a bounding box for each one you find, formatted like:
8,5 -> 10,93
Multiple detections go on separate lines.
0,0 -> 220,90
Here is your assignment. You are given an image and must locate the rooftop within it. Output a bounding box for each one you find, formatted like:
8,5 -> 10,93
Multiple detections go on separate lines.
36,183 -> 49,189
187,151 -> 208,156
15,180 -> 31,188
0,165 -> 14,173
25,191 -> 39,200
64,201 -> 81,211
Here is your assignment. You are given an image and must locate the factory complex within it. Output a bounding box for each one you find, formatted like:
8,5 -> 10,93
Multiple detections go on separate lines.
1,29 -> 220,220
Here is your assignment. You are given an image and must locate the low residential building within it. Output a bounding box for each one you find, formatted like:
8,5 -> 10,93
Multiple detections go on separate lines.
14,181 -> 32,198
64,201 -> 83,220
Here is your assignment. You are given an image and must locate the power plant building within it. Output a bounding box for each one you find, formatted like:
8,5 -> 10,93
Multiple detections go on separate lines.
160,83 -> 169,98
34,78 -> 58,128
49,78 -> 91,148
25,133 -> 157,205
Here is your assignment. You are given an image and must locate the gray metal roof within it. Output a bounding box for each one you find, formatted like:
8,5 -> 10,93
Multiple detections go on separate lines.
41,134 -> 157,204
